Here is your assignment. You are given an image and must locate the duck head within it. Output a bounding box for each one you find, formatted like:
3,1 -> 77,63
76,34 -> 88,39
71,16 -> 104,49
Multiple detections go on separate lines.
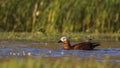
58,36 -> 69,43
58,36 -> 72,50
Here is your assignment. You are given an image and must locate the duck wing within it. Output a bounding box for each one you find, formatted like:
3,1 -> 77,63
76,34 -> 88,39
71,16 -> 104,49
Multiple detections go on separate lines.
72,42 -> 100,50
72,42 -> 92,50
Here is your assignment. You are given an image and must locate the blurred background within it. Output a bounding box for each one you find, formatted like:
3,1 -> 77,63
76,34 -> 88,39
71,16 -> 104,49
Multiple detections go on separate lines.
0,0 -> 120,34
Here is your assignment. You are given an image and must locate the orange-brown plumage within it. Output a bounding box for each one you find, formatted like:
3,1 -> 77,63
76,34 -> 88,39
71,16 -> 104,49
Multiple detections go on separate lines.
58,36 -> 100,50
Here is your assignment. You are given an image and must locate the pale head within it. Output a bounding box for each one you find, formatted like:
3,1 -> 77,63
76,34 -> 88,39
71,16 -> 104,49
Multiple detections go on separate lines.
58,36 -> 69,43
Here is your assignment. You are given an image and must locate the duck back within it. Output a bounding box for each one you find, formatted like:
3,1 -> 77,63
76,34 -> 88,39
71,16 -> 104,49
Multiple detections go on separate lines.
72,42 -> 100,50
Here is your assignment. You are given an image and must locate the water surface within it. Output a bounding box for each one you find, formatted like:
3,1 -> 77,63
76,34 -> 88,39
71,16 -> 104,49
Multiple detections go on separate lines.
0,41 -> 120,63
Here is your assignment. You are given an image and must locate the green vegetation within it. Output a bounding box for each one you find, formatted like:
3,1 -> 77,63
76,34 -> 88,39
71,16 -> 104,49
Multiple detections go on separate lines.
0,32 -> 120,42
0,0 -> 120,33
0,57 -> 119,68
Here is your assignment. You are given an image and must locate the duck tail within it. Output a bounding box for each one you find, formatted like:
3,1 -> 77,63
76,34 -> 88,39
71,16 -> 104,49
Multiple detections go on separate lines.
92,43 -> 100,47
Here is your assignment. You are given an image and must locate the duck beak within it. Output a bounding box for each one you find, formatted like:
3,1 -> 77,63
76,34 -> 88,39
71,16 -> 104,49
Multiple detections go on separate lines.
58,40 -> 62,43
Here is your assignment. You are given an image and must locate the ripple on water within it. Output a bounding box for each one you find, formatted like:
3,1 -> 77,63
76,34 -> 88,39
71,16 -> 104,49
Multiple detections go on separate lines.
0,48 -> 120,63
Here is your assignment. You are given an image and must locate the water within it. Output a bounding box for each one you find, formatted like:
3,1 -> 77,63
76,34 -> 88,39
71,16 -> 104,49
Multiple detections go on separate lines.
0,42 -> 120,63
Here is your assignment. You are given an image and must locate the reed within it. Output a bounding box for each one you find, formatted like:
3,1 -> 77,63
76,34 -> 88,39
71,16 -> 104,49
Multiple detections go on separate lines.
0,0 -> 120,33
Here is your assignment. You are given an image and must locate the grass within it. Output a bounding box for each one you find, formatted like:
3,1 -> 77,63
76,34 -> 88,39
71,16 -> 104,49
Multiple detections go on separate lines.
0,57 -> 120,68
0,32 -> 120,42
0,0 -> 120,33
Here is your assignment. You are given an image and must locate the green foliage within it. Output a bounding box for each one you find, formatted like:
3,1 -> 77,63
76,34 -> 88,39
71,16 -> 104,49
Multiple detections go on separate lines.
0,32 -> 120,42
0,57 -> 120,68
0,0 -> 120,33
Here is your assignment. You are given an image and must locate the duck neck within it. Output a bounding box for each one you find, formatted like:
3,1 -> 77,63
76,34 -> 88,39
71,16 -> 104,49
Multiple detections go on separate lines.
63,41 -> 72,50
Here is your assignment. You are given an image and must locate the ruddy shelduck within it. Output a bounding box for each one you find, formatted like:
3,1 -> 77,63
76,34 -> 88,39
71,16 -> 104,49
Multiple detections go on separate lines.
58,36 -> 100,50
